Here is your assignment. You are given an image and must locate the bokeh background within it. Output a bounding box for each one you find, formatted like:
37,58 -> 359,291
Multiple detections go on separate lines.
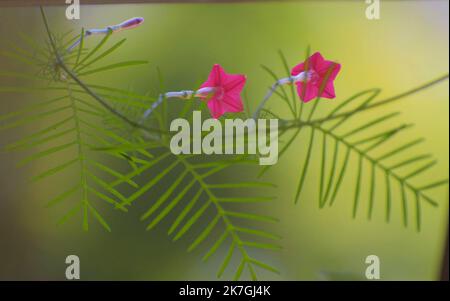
0,0 -> 448,280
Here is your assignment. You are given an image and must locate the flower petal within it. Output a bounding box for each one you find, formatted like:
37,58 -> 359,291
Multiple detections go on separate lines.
200,64 -> 223,89
307,52 -> 325,71
221,93 -> 244,112
223,74 -> 246,94
292,52 -> 325,76
207,97 -> 226,119
296,81 -> 319,102
319,81 -> 336,99
316,61 -> 341,81
291,62 -> 304,76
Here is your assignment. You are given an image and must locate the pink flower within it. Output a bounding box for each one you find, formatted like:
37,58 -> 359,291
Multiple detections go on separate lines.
291,52 -> 341,103
198,64 -> 246,119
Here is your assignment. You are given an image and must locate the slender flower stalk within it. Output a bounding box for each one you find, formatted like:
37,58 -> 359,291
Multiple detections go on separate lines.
141,64 -> 246,121
140,87 -> 216,121
67,17 -> 144,52
253,71 -> 312,119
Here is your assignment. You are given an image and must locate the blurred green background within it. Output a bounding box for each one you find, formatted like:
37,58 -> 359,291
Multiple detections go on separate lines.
0,1 -> 448,280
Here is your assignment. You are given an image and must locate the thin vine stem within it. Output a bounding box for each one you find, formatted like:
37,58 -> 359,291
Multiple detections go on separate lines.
252,82 -> 281,120
277,74 -> 449,131
39,7 -> 448,145
312,123 -> 439,207
66,81 -> 90,230
39,6 -> 167,137
178,155 -> 257,278
310,74 -> 449,125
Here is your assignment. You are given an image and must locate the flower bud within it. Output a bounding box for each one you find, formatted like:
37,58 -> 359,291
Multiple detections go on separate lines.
113,17 -> 145,32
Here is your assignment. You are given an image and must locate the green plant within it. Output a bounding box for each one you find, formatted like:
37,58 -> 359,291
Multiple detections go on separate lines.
256,50 -> 448,231
0,7 -> 448,280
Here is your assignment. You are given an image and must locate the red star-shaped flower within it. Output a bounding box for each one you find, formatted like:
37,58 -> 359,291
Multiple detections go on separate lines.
291,52 -> 341,102
198,64 -> 247,119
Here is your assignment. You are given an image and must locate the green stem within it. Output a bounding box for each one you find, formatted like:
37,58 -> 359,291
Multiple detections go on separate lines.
178,155 -> 255,279
313,123 -> 438,207
66,82 -> 89,230
310,74 -> 449,126
39,6 -> 166,137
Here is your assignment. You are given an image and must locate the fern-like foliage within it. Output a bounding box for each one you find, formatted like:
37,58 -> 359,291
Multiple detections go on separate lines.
0,8 -> 281,280
259,50 -> 449,231
114,145 -> 281,280
0,12 -> 151,231
97,83 -> 282,279
0,8 -> 447,281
